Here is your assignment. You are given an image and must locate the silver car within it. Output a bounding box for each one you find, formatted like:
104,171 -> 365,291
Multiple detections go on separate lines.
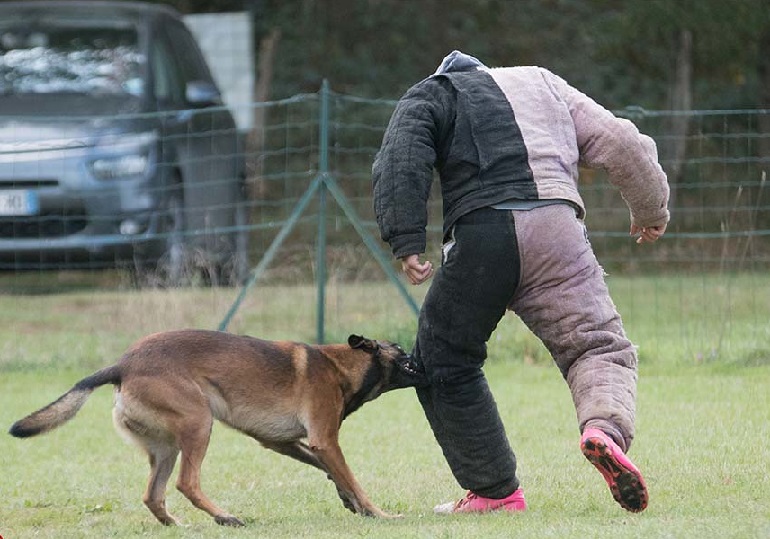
0,1 -> 248,284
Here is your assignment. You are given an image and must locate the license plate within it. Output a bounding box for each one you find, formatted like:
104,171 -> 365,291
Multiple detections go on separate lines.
0,189 -> 39,216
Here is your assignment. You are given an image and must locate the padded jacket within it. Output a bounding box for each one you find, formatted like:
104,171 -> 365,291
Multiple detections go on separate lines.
372,65 -> 670,259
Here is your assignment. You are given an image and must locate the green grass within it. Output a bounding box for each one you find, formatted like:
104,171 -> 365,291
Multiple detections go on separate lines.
1,274 -> 769,538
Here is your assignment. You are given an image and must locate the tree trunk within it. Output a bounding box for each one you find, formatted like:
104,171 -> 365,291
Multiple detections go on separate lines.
755,24 -> 770,236
662,29 -> 693,211
758,26 -> 770,160
246,28 -> 281,199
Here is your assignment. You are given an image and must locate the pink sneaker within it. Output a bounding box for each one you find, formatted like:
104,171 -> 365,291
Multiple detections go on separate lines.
434,489 -> 527,514
580,428 -> 649,512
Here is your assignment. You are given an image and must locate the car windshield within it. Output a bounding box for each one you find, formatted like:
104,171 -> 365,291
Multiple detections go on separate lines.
0,17 -> 145,97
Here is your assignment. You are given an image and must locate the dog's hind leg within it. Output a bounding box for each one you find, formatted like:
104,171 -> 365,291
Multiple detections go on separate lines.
175,416 -> 245,527
261,440 -> 326,471
143,443 -> 180,525
112,396 -> 181,525
261,440 -> 358,513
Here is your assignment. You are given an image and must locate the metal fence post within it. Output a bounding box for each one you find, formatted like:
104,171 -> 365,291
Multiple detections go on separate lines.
218,84 -> 421,336
316,80 -> 330,344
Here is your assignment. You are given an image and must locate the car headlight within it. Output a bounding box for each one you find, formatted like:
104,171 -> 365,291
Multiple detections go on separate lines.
89,131 -> 157,180
90,154 -> 149,180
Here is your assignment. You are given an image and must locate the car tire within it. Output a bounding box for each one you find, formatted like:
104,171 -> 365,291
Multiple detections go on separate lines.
161,188 -> 187,286
230,196 -> 250,285
201,196 -> 249,287
130,185 -> 187,288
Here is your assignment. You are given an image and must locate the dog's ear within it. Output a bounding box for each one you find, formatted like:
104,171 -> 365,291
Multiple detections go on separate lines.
348,334 -> 378,353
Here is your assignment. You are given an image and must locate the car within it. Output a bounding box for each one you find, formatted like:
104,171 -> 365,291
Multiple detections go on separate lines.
0,1 -> 249,285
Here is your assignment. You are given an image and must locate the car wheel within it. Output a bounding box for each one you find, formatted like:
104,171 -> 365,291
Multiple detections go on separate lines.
201,196 -> 249,287
158,188 -> 187,286
230,197 -> 250,284
131,186 -> 188,288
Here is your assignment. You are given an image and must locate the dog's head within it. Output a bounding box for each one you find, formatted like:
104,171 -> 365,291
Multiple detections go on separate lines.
347,334 -> 427,392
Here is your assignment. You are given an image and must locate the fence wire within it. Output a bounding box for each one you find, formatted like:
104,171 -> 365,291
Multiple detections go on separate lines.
0,89 -> 768,363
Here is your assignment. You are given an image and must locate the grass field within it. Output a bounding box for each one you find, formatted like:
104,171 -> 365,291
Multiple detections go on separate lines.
1,274 -> 769,538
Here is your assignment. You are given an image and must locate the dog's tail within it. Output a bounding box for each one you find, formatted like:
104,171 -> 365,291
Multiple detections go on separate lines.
9,364 -> 121,438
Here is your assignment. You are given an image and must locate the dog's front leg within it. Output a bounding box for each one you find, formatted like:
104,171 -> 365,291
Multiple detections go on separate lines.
307,430 -> 396,518
261,440 -> 327,472
261,440 -> 357,513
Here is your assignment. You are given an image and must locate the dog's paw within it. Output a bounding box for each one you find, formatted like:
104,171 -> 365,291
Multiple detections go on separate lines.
335,487 -> 357,513
214,515 -> 245,527
380,511 -> 404,519
342,501 -> 356,513
158,516 -> 181,526
359,506 -> 402,518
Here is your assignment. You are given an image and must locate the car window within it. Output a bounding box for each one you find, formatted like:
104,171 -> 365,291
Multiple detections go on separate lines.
150,36 -> 184,105
0,18 -> 144,96
165,23 -> 212,85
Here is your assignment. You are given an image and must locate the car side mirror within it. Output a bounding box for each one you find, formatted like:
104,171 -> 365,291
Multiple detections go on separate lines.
186,81 -> 222,107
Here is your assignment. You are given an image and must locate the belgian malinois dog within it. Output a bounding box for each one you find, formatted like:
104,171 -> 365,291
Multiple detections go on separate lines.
9,330 -> 426,526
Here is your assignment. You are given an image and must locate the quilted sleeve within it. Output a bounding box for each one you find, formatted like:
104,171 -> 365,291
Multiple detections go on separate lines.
543,69 -> 670,228
373,78 -> 452,258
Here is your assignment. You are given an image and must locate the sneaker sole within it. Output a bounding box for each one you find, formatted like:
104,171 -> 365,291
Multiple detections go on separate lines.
581,434 -> 648,512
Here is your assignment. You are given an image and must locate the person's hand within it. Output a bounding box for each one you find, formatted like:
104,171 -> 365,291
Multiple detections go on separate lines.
630,223 -> 667,244
400,254 -> 434,285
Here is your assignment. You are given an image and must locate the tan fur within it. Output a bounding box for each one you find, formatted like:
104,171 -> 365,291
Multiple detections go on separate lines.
9,330 -> 419,527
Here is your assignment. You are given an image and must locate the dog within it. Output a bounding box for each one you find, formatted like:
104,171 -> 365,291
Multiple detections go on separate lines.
9,330 -> 426,526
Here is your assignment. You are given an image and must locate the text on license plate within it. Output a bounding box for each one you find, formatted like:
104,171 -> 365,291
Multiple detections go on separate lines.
0,189 -> 39,216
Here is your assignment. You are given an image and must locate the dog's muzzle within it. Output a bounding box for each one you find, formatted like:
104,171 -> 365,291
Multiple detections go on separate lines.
396,354 -> 424,376
391,354 -> 428,389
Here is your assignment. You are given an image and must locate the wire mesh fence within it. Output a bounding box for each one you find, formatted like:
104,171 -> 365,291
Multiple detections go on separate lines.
245,93 -> 770,276
590,108 -> 770,274
0,87 -> 768,361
